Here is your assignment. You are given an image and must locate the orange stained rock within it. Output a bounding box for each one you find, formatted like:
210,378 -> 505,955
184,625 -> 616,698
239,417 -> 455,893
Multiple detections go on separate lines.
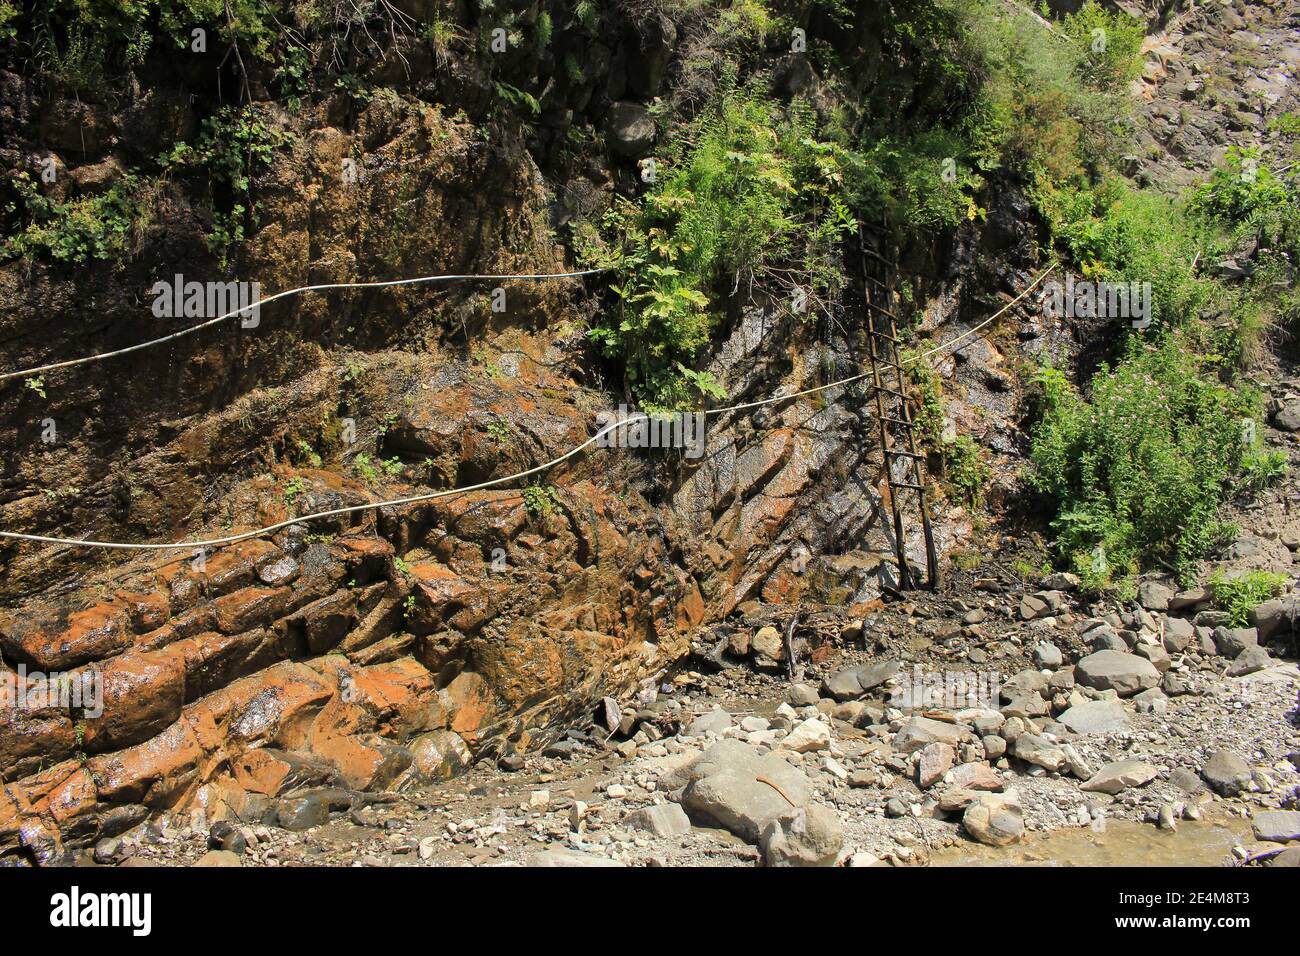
231,749 -> 299,797
0,702 -> 76,778
1,602 -> 131,670
33,766 -> 97,824
86,719 -> 205,806
202,540 -> 281,594
312,658 -> 439,741
211,587 -> 294,635
334,537 -> 396,563
0,783 -> 36,854
675,579 -> 706,630
308,733 -> 403,791
80,648 -> 186,752
442,670 -> 495,740
115,590 -> 170,633
183,661 -> 336,753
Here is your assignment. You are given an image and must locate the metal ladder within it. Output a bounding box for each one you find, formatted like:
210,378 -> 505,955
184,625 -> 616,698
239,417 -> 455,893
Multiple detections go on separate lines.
859,227 -> 939,591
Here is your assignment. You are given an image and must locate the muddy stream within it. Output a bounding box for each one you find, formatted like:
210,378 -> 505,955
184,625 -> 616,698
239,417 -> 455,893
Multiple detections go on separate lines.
930,816 -> 1252,867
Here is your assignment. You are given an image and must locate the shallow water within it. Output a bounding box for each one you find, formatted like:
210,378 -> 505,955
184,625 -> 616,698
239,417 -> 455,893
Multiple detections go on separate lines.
930,817 -> 1251,867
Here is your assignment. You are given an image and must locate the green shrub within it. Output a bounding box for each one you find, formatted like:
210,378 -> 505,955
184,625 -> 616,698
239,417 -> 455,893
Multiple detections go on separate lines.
837,0 -> 1143,243
522,483 -> 559,518
957,0 -> 1143,187
1189,148 -> 1300,360
1035,177 -> 1216,330
1209,570 -> 1287,627
0,2 -> 16,42
282,475 -> 308,509
3,171 -> 158,264
1028,339 -> 1264,589
352,452 -> 402,484
941,434 -> 988,507
589,91 -> 855,408
164,105 -> 292,268
1060,1 -> 1145,91
851,131 -> 985,229
485,418 -> 514,444
1189,146 -> 1290,228
19,1 -> 277,88
903,347 -> 987,506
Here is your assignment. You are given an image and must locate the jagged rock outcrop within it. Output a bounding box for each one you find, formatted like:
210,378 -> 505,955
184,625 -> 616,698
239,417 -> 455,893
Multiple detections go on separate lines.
0,2 -> 1054,863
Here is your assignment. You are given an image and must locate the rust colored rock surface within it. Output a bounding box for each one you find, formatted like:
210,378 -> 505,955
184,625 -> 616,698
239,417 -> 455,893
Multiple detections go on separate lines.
0,77 -> 880,862
0,695 -> 77,782
1,603 -> 131,670
87,719 -> 206,807
81,649 -> 186,753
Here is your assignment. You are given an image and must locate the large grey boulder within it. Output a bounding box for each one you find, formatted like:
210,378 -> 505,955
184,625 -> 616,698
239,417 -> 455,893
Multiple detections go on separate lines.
822,659 -> 899,701
1000,669 -> 1050,702
1274,402 -> 1300,431
1169,587 -> 1212,612
1251,810 -> 1300,843
606,101 -> 656,158
678,740 -> 812,842
1080,759 -> 1158,795
1019,594 -> 1050,620
1161,616 -> 1195,653
1058,699 -> 1129,736
780,717 -> 831,753
1041,572 -> 1080,591
1212,626 -> 1258,658
1201,749 -> 1252,797
962,795 -> 1024,846
528,847 -> 626,867
1083,622 -> 1128,652
917,742 -> 955,787
1226,645 -> 1272,676
1032,642 -> 1064,669
685,707 -> 732,737
626,803 -> 692,838
1138,580 -> 1173,611
1013,733 -> 1068,772
759,804 -> 844,867
1074,650 -> 1160,697
893,715 -> 970,754
1251,597 -> 1298,641
1019,591 -> 1064,621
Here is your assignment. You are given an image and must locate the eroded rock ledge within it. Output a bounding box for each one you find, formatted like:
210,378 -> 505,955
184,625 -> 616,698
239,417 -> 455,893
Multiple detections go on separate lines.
0,316 -> 895,863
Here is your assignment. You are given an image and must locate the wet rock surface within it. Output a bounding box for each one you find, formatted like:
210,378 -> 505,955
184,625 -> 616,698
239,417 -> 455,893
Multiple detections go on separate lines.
11,564 -> 1292,869
3,0 -> 1300,871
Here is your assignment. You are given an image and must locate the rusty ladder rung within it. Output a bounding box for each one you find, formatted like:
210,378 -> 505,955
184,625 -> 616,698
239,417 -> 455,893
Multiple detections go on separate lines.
859,223 -> 939,592
864,301 -> 905,324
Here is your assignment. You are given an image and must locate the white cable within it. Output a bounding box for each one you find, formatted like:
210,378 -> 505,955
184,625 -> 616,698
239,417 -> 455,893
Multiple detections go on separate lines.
0,415 -> 644,551
0,266 -> 1054,551
715,264 -> 1054,413
0,268 -> 611,383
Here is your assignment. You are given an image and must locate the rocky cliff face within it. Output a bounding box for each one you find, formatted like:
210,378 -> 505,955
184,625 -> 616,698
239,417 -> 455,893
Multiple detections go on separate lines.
0,3 -> 1064,863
